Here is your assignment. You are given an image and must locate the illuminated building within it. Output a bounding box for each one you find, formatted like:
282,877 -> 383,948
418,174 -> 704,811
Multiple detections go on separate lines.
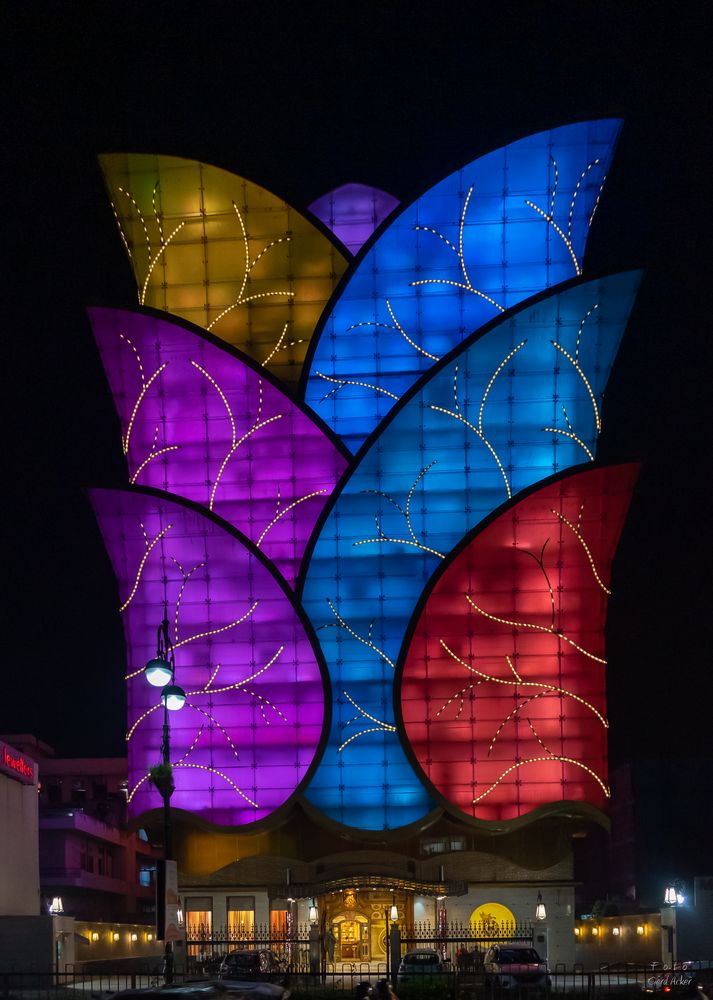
88,121 -> 639,968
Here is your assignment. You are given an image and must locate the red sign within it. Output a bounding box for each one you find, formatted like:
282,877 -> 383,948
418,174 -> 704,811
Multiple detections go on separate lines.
0,742 -> 36,785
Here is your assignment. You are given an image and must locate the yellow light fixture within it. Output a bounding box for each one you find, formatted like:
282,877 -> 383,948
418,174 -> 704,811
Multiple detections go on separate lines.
591,927 -> 599,936
636,925 -> 645,936
91,931 -> 99,942
612,927 -> 620,936
112,932 -> 120,942
131,932 -> 138,941
147,932 -> 154,942
574,927 -> 581,937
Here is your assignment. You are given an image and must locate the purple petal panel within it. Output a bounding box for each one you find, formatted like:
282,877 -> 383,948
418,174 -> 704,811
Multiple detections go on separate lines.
89,308 -> 348,586
308,183 -> 399,255
90,488 -> 326,827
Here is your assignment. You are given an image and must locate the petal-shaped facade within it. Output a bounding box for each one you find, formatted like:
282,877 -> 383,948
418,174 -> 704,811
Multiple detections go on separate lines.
99,154 -> 349,385
308,183 -> 400,255
90,488 -> 326,827
303,120 -> 622,450
399,464 -> 639,823
89,307 -> 348,587
299,273 -> 639,830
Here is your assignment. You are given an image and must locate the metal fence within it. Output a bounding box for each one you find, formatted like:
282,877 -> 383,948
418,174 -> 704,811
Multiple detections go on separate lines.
0,961 -> 711,998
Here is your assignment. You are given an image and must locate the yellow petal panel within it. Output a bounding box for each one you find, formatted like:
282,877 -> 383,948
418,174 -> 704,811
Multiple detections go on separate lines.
100,154 -> 348,384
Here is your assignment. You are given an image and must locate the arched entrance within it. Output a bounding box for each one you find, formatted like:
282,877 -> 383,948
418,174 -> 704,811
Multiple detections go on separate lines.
332,912 -> 370,962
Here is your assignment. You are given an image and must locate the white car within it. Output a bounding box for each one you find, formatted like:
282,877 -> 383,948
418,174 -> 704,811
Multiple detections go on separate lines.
397,949 -> 446,982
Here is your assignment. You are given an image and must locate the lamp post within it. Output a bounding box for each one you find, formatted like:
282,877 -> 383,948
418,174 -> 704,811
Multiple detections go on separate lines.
384,904 -> 390,983
145,616 -> 185,985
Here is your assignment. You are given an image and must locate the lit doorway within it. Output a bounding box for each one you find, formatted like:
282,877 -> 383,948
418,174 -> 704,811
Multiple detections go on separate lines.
333,912 -> 370,962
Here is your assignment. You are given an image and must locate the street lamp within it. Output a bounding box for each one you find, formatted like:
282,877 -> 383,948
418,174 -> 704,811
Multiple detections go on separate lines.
145,616 -> 185,985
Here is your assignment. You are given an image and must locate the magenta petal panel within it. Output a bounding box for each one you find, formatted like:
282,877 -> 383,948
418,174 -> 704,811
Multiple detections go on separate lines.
89,307 -> 348,586
308,183 -> 400,255
90,488 -> 326,827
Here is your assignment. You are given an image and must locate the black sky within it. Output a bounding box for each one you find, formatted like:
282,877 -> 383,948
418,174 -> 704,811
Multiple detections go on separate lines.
2,3 -> 711,774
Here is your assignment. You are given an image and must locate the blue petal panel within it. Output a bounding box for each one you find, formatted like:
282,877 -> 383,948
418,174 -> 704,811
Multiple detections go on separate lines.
304,120 -> 622,451
300,272 -> 641,830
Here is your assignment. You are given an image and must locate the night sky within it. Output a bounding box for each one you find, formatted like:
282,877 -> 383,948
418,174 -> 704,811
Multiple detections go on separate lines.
3,4 -> 710,785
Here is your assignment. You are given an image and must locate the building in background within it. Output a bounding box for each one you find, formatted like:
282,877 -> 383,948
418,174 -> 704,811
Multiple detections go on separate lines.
2,734 -> 162,924
0,737 -> 39,917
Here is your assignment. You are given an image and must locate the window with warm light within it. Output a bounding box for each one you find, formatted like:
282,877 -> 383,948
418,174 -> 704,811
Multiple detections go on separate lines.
228,896 -> 255,940
270,907 -> 288,938
185,896 -> 213,951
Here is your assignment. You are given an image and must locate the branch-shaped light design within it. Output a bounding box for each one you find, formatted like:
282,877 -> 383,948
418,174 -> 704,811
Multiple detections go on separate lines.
412,184 -> 506,313
115,184 -> 187,306
338,690 -> 396,753
429,344 -> 527,499
206,201 -> 294,343
354,460 -> 445,558
346,299 -> 441,363
524,157 -> 603,276
323,599 -> 395,670
189,362 -> 283,510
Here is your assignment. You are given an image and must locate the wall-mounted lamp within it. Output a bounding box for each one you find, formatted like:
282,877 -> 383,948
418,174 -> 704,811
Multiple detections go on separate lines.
112,932 -> 120,942
535,892 -> 546,921
664,881 -> 686,906
49,896 -> 64,914
177,903 -> 184,927
147,932 -> 154,942
574,927 -> 581,937
309,898 -> 318,922
91,931 -> 99,942
636,925 -> 645,937
612,927 -> 620,936
131,932 -> 138,941
591,927 -> 599,937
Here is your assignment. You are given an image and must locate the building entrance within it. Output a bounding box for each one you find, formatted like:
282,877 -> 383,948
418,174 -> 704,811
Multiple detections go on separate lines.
332,912 -> 369,963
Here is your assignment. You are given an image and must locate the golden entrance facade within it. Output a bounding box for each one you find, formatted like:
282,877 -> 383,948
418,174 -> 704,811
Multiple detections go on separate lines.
320,888 -> 408,965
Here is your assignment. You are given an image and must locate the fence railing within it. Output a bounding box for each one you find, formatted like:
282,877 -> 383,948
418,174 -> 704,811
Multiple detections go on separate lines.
1,962 -> 711,998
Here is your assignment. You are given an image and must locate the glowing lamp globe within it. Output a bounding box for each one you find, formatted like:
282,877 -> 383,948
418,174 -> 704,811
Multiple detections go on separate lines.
144,657 -> 173,688
161,685 -> 186,712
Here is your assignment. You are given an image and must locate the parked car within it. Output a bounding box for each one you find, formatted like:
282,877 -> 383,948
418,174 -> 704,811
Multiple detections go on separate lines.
483,944 -> 549,993
397,949 -> 446,983
218,951 -> 284,981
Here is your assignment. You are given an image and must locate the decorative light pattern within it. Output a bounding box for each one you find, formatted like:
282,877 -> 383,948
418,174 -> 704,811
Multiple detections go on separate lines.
89,308 -> 348,586
308,182 -> 400,255
90,488 -> 325,826
91,123 -> 639,835
100,154 -> 348,384
399,464 -> 638,822
303,120 -> 622,450
299,274 -> 639,830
